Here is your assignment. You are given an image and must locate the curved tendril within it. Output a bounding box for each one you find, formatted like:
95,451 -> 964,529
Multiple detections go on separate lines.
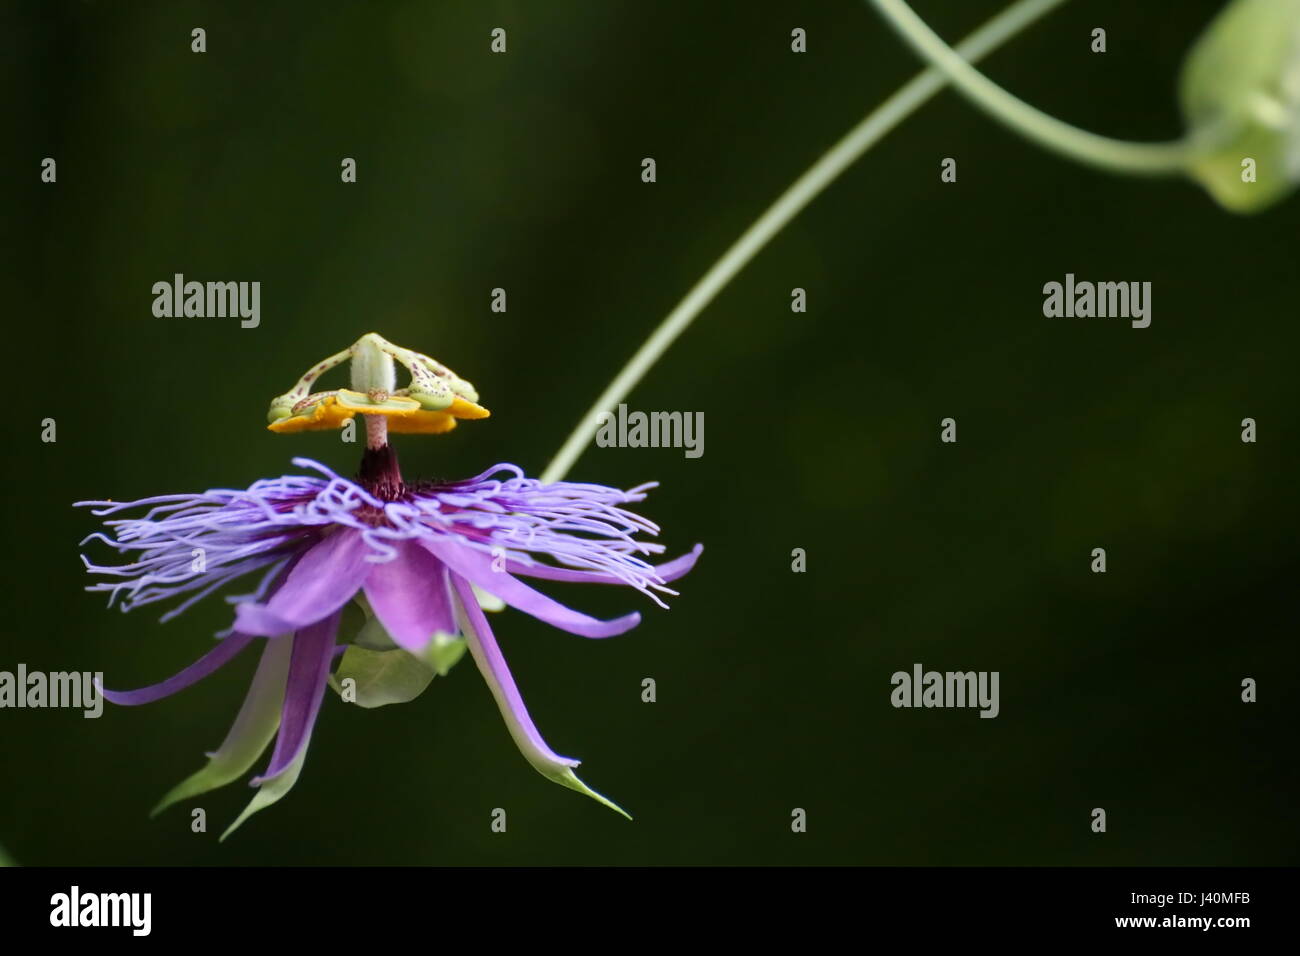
542,0 -> 1070,484
868,0 -> 1223,175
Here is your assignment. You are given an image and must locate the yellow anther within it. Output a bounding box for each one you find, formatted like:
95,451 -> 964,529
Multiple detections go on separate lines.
267,390 -> 490,434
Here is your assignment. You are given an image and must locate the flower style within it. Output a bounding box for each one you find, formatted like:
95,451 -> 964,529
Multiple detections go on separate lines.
78,334 -> 700,838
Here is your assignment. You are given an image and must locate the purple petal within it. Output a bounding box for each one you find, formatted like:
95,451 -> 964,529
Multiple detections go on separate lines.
449,573 -> 579,770
150,636 -> 293,818
251,610 -> 340,784
421,537 -> 641,639
508,543 -> 703,586
101,632 -> 256,706
362,540 -> 455,652
235,530 -> 371,636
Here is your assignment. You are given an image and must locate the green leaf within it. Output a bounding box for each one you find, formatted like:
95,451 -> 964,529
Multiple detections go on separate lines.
331,644 -> 439,708
352,613 -> 399,651
337,598 -> 370,646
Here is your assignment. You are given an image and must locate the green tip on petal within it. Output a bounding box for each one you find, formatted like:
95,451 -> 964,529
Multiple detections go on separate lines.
220,746 -> 308,842
151,637 -> 290,818
472,584 -> 506,613
547,767 -> 633,821
1179,0 -> 1300,212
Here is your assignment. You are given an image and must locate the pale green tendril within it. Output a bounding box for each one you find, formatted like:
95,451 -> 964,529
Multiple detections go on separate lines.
544,0 -> 1297,481
542,0 -> 1070,483
867,0 -> 1222,175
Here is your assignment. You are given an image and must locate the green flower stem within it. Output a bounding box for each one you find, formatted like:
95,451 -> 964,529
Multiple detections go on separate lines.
542,0 -> 1069,484
868,0 -> 1207,175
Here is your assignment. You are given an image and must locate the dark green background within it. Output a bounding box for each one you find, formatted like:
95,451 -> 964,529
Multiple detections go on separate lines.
2,0 -> 1296,865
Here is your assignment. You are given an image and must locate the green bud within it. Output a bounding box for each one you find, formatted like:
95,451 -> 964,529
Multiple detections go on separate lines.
1179,0 -> 1300,212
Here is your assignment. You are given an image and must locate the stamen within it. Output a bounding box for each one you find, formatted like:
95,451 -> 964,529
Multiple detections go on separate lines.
266,335 -> 490,434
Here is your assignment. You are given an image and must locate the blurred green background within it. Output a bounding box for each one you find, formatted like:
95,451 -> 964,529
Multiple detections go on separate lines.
2,0 -> 1297,865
